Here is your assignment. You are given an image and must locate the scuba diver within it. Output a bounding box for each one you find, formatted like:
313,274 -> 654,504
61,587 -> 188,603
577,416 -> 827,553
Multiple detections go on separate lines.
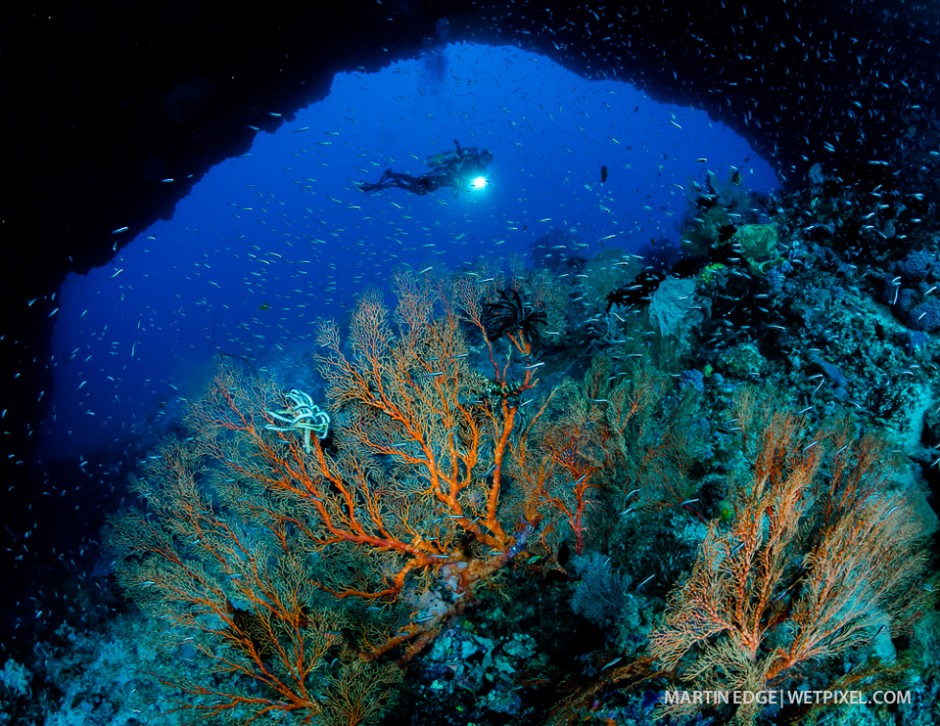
358,140 -> 493,195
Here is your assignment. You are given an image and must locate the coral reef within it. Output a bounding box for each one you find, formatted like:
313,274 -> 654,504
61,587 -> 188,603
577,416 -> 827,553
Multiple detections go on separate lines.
20,163 -> 940,726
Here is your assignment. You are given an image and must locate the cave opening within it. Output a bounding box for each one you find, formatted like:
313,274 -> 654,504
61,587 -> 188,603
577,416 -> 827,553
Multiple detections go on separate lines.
41,41 -> 777,462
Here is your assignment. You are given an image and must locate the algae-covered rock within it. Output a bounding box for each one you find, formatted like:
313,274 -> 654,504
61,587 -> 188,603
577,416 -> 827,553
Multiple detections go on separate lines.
716,342 -> 766,379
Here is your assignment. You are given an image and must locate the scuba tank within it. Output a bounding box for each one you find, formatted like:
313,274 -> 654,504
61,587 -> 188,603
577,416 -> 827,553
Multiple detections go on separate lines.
426,139 -> 465,168
426,150 -> 460,168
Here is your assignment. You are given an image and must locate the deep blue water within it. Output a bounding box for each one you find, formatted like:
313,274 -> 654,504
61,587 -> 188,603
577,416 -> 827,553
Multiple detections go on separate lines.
41,43 -> 777,461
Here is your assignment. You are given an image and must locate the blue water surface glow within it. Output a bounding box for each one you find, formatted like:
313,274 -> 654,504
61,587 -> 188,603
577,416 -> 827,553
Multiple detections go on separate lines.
42,42 -> 778,460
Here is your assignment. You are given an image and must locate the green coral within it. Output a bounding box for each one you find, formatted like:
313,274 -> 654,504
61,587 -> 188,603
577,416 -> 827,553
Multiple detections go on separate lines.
700,262 -> 727,285
716,499 -> 735,524
734,224 -> 780,274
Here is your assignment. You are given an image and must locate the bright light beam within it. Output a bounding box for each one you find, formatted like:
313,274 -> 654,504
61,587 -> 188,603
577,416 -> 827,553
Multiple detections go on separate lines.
470,176 -> 488,190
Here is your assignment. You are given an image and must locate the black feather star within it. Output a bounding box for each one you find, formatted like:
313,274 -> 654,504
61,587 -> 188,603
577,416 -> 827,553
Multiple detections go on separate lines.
480,288 -> 548,352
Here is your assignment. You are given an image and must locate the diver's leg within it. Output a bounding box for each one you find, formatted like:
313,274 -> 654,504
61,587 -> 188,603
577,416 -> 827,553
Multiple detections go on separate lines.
357,168 -> 392,193
386,172 -> 431,194
358,170 -> 432,195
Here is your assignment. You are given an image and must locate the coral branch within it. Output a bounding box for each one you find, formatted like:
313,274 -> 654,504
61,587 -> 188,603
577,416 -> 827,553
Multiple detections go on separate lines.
649,411 -> 929,724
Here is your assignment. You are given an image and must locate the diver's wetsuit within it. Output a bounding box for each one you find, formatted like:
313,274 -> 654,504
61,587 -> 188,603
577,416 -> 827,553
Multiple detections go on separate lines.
358,168 -> 450,195
359,140 -> 492,195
